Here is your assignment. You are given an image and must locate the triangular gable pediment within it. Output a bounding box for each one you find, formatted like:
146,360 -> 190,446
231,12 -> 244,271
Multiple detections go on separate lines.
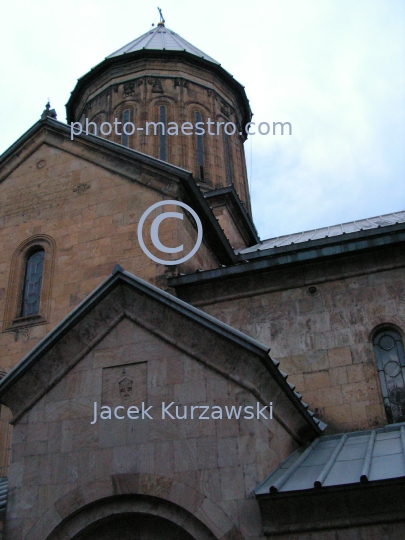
0,267 -> 323,443
0,117 -> 188,192
0,118 -> 236,264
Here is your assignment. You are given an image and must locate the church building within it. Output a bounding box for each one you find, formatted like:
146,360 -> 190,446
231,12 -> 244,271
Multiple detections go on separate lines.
0,17 -> 404,540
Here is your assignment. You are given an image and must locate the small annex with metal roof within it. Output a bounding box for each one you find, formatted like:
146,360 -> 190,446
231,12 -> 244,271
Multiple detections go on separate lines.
254,423 -> 405,535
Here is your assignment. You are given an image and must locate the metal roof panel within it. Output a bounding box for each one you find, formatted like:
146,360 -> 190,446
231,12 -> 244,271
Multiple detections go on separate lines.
323,458 -> 364,486
302,444 -> 337,466
107,25 -> 220,65
369,453 -> 405,480
238,210 -> 405,254
337,441 -> 368,461
282,464 -> 324,491
255,423 -> 405,495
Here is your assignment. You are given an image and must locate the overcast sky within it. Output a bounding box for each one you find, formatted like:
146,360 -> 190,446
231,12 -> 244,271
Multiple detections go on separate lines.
1,0 -> 404,240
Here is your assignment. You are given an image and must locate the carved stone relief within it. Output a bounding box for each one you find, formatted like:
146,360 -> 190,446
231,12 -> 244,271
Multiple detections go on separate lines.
10,328 -> 30,342
123,81 -> 135,96
174,78 -> 189,88
148,78 -> 163,93
220,100 -> 230,118
102,363 -> 147,407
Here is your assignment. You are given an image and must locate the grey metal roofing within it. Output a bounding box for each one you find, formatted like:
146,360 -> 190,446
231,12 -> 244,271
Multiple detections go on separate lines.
237,210 -> 405,255
107,24 -> 219,65
255,423 -> 405,495
0,478 -> 8,515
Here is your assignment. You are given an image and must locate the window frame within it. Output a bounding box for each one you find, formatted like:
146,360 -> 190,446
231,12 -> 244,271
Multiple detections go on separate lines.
122,108 -> 131,147
159,105 -> 167,161
19,247 -> 46,318
372,325 -> 405,424
3,235 -> 55,331
195,110 -> 205,181
223,131 -> 232,185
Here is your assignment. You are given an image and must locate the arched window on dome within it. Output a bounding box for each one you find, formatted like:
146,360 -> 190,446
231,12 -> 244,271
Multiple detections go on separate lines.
159,105 -> 167,161
122,109 -> 131,147
373,327 -> 405,424
195,111 -> 205,181
20,248 -> 45,317
223,132 -> 232,185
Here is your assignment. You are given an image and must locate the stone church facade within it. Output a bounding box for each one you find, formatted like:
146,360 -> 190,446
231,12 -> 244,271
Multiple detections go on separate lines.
0,20 -> 404,540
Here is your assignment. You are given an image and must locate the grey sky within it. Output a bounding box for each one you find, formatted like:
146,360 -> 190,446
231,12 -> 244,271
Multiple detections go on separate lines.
1,0 -> 404,240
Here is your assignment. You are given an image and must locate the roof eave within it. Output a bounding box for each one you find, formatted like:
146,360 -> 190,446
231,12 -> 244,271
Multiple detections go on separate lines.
169,222 -> 405,288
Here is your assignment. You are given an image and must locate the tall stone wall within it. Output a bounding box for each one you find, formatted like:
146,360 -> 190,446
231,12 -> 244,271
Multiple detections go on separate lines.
5,317 -> 298,540
0,140 -> 216,407
188,257 -> 405,433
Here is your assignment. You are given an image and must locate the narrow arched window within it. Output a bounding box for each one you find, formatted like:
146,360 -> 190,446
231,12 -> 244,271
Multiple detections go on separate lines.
224,132 -> 232,185
373,328 -> 405,424
122,109 -> 131,147
159,105 -> 167,161
20,249 -> 45,317
195,111 -> 204,181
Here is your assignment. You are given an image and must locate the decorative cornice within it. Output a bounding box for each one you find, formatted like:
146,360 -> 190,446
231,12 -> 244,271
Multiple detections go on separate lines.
66,50 -> 251,130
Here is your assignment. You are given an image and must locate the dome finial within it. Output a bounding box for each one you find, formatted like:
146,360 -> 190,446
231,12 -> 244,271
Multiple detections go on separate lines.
157,7 -> 165,26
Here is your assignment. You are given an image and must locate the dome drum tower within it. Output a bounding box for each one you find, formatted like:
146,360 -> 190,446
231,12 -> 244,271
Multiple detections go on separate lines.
66,23 -> 253,215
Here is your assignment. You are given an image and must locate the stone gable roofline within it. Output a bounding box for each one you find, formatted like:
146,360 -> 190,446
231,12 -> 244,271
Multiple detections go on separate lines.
0,116 -> 194,181
0,117 -> 237,264
0,266 -> 325,440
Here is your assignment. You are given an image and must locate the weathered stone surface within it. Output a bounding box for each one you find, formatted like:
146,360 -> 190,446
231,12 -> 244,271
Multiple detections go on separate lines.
197,261 -> 405,433
3,310 -> 307,539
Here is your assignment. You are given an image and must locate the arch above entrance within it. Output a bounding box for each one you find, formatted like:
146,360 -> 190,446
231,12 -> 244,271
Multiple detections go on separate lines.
69,512 -> 199,540
23,474 -> 242,540
43,494 -> 218,540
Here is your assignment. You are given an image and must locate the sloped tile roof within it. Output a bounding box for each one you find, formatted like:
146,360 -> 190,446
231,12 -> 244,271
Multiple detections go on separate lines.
255,423 -> 405,494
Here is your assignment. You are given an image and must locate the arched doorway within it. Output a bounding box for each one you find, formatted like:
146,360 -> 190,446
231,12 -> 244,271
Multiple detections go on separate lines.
71,513 -> 196,540
41,492 -> 221,540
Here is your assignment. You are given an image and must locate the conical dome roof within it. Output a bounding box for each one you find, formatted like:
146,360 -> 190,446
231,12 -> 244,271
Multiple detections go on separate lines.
107,23 -> 220,65
67,20 -> 251,130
